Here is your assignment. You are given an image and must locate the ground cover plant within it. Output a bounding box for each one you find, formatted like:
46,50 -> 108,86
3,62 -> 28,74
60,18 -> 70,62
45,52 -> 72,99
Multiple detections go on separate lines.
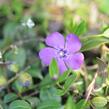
1,0 -> 109,109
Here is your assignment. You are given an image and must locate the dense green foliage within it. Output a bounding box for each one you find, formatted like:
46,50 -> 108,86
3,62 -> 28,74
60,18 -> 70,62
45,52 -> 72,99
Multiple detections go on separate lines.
1,0 -> 109,109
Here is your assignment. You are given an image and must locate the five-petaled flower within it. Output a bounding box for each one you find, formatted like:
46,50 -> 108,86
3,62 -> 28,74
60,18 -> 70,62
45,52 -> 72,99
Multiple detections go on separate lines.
39,32 -> 84,74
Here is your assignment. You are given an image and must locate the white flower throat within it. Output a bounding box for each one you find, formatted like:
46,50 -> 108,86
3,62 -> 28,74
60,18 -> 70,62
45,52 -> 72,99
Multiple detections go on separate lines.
59,49 -> 67,58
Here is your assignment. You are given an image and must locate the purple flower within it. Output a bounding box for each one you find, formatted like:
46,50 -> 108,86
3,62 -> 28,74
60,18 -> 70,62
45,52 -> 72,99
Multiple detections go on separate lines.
39,32 -> 84,74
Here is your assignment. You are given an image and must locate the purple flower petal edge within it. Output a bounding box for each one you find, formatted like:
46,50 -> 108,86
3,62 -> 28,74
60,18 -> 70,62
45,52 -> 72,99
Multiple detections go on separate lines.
39,47 -> 57,65
45,32 -> 65,49
65,34 -> 82,53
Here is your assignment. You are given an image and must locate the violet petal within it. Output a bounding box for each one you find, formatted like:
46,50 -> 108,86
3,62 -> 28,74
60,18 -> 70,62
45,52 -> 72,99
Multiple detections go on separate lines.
65,34 -> 81,53
65,52 -> 84,70
45,32 -> 65,49
57,58 -> 67,74
39,47 -> 57,65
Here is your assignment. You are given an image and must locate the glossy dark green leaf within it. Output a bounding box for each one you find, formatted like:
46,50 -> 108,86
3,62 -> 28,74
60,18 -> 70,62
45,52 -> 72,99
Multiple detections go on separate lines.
27,64 -> 43,79
24,97 -> 40,108
9,100 -> 32,109
3,93 -> 18,103
37,100 -> 61,109
40,74 -> 55,89
40,87 -> 61,102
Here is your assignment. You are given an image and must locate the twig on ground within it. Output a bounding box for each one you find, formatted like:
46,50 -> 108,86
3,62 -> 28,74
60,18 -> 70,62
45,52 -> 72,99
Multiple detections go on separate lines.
85,72 -> 98,101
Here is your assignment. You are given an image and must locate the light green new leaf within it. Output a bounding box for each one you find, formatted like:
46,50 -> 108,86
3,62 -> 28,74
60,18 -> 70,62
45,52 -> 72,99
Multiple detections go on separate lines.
74,20 -> 87,36
49,58 -> 59,79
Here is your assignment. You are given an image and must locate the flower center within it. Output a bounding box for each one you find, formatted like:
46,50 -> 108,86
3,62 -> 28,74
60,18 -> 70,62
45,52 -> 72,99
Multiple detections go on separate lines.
59,49 -> 67,58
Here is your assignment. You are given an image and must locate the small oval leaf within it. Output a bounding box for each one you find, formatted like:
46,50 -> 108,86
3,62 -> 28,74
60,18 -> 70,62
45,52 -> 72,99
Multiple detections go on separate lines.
92,96 -> 107,108
9,100 -> 32,109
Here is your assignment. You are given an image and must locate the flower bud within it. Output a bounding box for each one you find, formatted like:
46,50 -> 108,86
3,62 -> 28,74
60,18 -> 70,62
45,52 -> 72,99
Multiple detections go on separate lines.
18,72 -> 32,87
52,74 -> 58,80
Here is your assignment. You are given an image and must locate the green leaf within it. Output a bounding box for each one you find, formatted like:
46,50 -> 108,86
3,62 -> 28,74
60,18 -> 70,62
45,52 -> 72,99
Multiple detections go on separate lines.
12,0 -> 23,16
3,22 -> 18,40
40,74 -> 55,89
40,87 -> 61,102
24,97 -> 40,108
63,71 -> 77,94
5,48 -> 26,68
65,96 -> 76,109
49,58 -> 59,79
38,42 -> 46,50
64,16 -> 87,36
9,100 -> 32,109
74,21 -> 87,36
58,71 -> 77,96
81,35 -> 109,51
91,96 -> 107,108
102,28 -> 109,38
57,70 -> 70,83
3,93 -> 18,103
27,64 -> 43,79
76,99 -> 89,109
37,100 -> 61,109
